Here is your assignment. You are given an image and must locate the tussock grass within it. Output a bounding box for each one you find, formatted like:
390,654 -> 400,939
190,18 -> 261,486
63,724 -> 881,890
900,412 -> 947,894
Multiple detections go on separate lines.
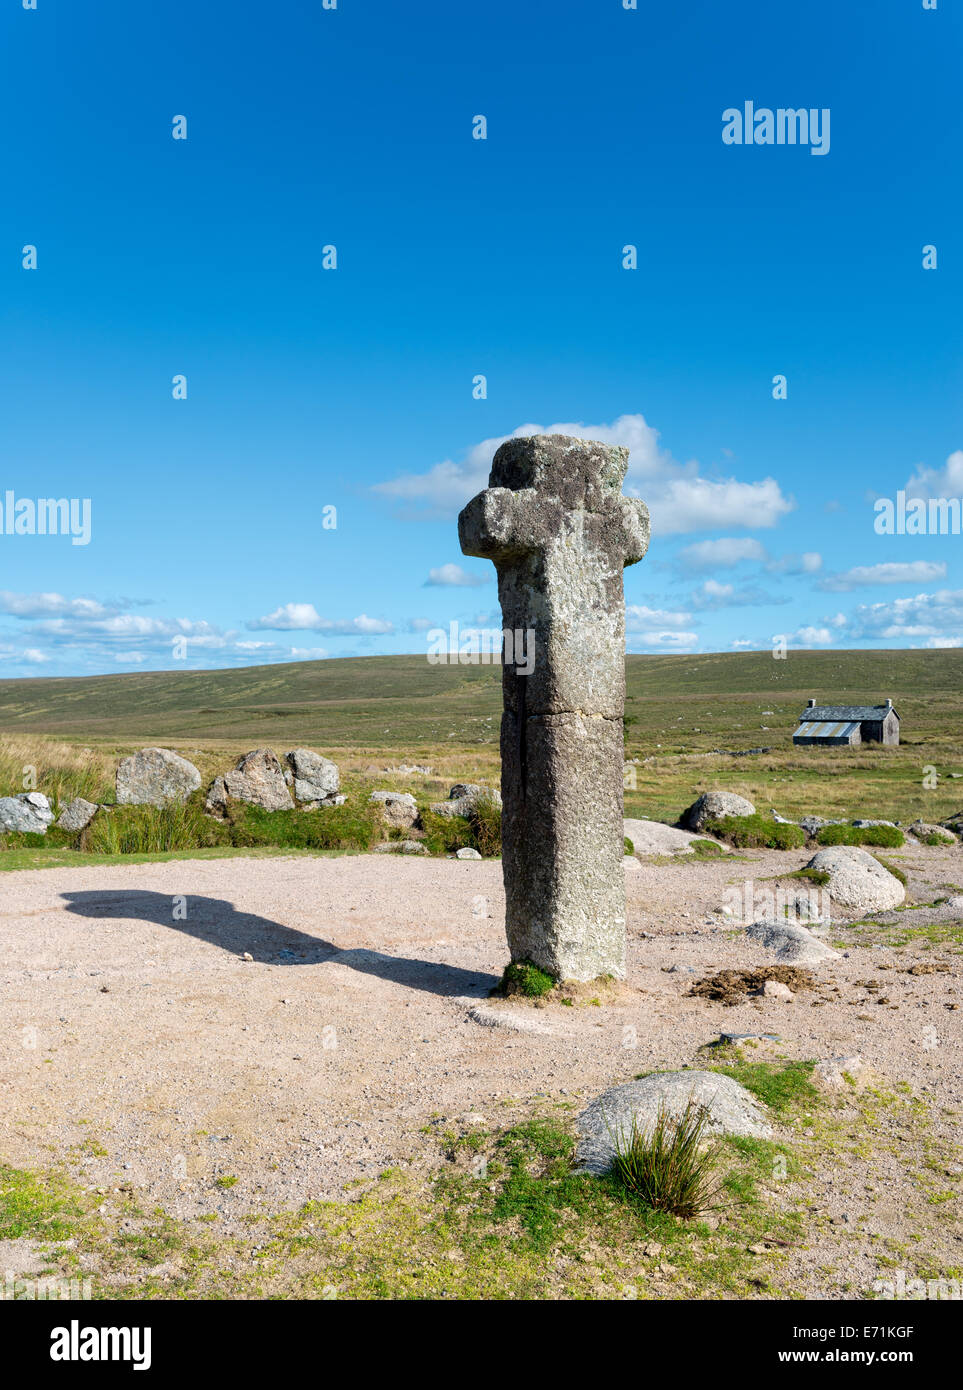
609,1101 -> 723,1217
84,802 -> 212,856
81,797 -> 380,857
419,801 -> 502,858
0,735 -> 113,808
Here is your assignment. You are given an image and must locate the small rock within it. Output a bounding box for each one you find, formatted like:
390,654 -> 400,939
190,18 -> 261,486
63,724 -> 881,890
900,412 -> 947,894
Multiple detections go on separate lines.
908,820 -> 956,844
800,815 -> 846,837
807,845 -> 905,912
716,1031 -> 781,1046
683,791 -> 755,832
284,749 -> 341,805
812,1055 -> 867,1091
0,792 -> 55,835
745,920 -> 840,965
761,979 -> 794,1001
576,1070 -> 772,1175
116,748 -> 201,807
456,847 -> 482,860
623,817 -> 716,855
429,783 -> 501,819
369,790 -> 420,830
55,797 -> 99,832
205,749 -> 293,815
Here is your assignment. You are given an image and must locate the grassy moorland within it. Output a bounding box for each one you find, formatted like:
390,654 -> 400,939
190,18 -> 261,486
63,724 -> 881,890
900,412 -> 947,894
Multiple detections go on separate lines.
0,649 -> 961,867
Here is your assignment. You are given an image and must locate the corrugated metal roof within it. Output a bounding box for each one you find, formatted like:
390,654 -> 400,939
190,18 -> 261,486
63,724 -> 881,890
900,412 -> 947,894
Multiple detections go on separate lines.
795,720 -> 861,740
796,705 -> 898,723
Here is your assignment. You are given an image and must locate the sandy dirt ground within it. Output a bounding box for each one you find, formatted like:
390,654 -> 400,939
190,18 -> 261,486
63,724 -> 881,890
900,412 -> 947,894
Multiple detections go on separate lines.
1,844 -> 961,1294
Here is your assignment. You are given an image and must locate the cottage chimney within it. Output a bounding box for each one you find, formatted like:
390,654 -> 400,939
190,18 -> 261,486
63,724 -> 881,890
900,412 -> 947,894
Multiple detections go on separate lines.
807,698 -> 816,708
885,698 -> 893,710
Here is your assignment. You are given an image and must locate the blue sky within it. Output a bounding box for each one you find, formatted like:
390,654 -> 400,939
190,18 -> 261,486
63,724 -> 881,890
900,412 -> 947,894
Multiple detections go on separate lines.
1,0 -> 960,676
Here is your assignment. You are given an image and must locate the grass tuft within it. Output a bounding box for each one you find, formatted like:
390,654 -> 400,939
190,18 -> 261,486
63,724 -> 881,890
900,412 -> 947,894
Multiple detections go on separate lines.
609,1100 -> 723,1218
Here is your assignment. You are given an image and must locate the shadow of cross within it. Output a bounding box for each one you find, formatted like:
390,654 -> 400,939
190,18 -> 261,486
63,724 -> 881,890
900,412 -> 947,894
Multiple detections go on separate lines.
459,434 -> 649,984
59,890 -> 495,999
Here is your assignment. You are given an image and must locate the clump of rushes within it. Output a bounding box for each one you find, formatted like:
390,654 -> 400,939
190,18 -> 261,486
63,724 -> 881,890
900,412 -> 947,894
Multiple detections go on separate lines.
499,961 -> 556,999
609,1100 -> 723,1218
470,795 -> 502,857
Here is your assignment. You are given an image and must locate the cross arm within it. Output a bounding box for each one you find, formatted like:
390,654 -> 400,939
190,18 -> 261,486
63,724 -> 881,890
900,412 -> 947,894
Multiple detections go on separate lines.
617,496 -> 650,567
458,487 -> 545,561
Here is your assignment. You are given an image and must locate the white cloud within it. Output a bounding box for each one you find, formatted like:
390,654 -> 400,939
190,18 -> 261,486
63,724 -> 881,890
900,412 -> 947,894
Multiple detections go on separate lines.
905,449 -> 963,499
424,563 -> 487,588
794,625 -> 836,646
820,561 -> 947,592
691,579 -> 790,610
625,603 -> 693,631
289,646 -> 329,659
0,591 -> 121,620
677,538 -> 768,570
0,643 -> 50,665
28,614 -> 222,643
645,475 -> 792,534
374,414 -> 793,535
766,551 -> 822,575
246,604 -> 394,635
849,588 -> 963,643
627,630 -> 699,651
246,602 -> 323,631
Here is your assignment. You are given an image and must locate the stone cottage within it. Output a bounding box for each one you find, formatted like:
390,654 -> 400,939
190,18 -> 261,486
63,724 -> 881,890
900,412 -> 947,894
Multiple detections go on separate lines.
793,698 -> 900,747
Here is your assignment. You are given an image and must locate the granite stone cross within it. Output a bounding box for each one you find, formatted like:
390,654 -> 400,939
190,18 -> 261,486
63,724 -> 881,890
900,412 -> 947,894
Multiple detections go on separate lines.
459,434 -> 650,981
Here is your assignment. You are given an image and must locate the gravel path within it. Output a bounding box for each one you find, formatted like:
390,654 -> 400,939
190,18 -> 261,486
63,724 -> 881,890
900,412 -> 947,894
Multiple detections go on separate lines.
1,846 -> 961,1289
